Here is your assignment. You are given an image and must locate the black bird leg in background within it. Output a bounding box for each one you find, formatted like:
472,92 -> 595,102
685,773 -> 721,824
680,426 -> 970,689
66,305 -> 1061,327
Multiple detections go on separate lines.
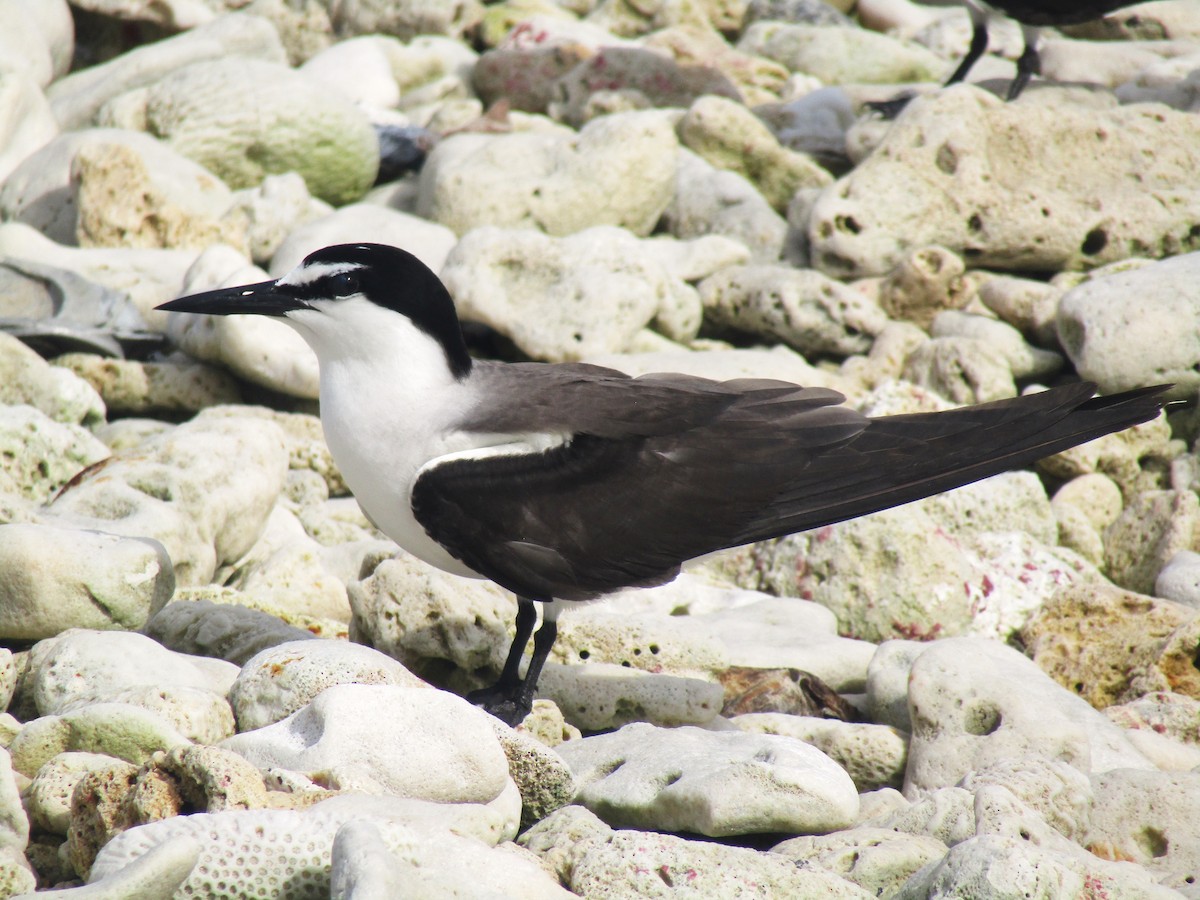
946,7 -> 991,88
867,6 -> 990,118
1009,30 -> 1042,100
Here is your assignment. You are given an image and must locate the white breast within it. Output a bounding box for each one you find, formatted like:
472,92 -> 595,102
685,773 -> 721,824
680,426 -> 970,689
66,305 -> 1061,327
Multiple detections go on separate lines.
284,298 -> 566,579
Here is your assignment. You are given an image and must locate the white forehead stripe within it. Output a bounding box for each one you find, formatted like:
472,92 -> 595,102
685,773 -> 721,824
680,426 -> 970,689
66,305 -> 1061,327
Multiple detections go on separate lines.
277,261 -> 365,288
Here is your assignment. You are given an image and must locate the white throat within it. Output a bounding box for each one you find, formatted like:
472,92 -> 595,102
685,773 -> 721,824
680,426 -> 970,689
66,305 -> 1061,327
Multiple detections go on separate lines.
283,298 -> 481,575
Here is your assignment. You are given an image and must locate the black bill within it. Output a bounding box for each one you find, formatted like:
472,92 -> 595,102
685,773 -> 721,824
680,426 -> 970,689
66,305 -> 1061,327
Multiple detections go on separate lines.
156,280 -> 309,317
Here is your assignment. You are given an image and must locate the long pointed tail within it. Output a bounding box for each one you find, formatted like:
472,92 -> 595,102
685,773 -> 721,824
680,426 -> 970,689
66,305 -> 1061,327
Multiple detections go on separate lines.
743,382 -> 1171,543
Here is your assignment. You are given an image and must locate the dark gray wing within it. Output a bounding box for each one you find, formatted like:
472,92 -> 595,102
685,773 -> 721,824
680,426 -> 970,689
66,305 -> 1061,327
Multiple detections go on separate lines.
454,361 -> 850,438
414,364 -> 863,601
412,371 -> 1168,602
990,0 -> 1138,26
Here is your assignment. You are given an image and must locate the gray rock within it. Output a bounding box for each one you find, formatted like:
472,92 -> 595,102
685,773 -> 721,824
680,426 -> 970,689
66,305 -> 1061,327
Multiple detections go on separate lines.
0,525 -> 173,640
892,833 -> 1182,900
0,71 -> 57,188
441,225 -> 702,361
931,311 -> 1063,380
1057,251 -> 1200,400
739,21 -> 946,85
772,827 -> 947,898
26,629 -> 236,718
46,12 -> 287,130
88,796 -> 518,900
0,258 -> 153,359
228,639 -> 425,731
1155,549 -> 1200,608
29,834 -> 201,899
97,57 -> 378,206
0,222 -> 199,327
732,714 -> 908,792
903,638 -> 1154,797
221,683 -> 516,806
757,85 -> 857,169
0,404 -> 109,503
661,148 -> 787,263
558,721 -> 859,836
809,87 -> 1200,277
0,332 -> 105,426
418,110 -> 677,238
145,598 -> 319,665
329,819 -> 573,899
698,263 -> 887,357
521,805 -> 872,897
44,408 -> 288,586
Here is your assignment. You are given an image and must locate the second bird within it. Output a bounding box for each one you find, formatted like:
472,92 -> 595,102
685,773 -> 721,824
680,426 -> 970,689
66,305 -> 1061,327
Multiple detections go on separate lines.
910,0 -> 1149,101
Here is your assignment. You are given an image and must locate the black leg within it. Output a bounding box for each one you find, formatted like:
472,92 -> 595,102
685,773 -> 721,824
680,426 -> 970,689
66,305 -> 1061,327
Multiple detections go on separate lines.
867,7 -> 989,119
1007,29 -> 1041,101
467,598 -> 556,726
511,614 -> 558,718
497,598 -> 538,689
946,12 -> 990,87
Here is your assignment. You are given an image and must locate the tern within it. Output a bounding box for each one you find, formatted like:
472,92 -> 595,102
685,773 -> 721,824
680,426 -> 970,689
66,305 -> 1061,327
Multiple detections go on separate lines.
159,243 -> 1169,725
875,0 -> 1145,114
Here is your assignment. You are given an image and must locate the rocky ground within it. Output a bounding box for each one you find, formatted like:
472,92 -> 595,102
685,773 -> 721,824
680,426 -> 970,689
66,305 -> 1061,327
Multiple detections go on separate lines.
1,0 -> 1200,897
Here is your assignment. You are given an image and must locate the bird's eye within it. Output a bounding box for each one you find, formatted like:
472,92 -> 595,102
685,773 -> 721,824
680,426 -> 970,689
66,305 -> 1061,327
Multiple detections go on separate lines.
330,272 -> 359,297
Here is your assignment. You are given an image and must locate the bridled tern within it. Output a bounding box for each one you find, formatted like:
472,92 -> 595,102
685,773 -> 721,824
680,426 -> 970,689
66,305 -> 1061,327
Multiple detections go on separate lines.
158,243 -> 1170,725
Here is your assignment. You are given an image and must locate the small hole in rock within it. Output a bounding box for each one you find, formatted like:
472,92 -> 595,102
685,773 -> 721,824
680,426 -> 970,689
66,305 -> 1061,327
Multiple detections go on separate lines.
836,215 -> 861,235
1081,228 -> 1108,255
964,702 -> 1001,735
1139,826 -> 1169,858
